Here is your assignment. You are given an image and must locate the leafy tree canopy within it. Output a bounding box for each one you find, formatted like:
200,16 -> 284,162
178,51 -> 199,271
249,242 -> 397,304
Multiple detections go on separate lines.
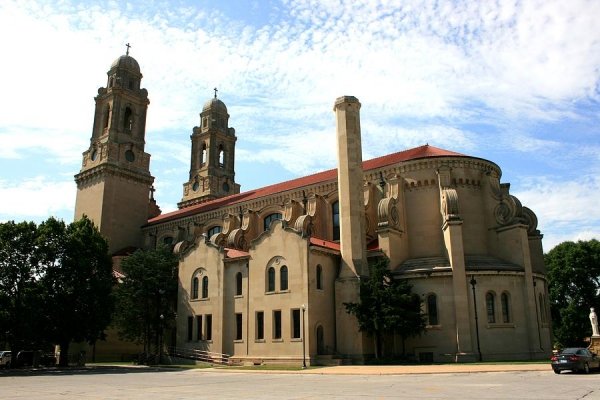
546,239 -> 600,347
0,220 -> 42,350
344,257 -> 426,358
113,246 -> 178,360
0,216 -> 114,366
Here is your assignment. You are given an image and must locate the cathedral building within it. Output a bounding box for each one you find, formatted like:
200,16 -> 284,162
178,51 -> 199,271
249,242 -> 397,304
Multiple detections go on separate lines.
75,51 -> 552,364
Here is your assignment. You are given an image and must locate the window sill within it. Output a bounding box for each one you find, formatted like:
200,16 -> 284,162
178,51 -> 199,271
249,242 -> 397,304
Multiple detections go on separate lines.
234,339 -> 243,343
272,338 -> 283,342
486,323 -> 515,329
234,295 -> 243,299
255,339 -> 265,343
190,298 -> 210,302
290,338 -> 302,342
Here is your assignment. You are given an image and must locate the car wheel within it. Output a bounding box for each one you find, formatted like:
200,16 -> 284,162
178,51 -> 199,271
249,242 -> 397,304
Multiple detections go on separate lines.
553,369 -> 561,374
584,363 -> 590,374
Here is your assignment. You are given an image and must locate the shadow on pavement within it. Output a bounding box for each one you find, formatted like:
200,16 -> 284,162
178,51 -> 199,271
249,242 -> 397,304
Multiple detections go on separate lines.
0,365 -> 183,377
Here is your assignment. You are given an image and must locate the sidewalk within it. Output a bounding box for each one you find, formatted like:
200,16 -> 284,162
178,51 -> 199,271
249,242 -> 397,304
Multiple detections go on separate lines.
205,363 -> 550,375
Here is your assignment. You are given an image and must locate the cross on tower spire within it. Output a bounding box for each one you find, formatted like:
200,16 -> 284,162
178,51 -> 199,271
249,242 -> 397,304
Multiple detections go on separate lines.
125,43 -> 131,56
214,87 -> 218,99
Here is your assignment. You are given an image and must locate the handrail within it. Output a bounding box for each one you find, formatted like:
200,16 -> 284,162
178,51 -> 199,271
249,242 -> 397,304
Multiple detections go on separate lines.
166,346 -> 232,365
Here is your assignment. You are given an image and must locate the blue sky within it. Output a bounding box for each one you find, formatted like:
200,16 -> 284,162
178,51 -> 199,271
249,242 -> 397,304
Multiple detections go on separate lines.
1,0 -> 599,251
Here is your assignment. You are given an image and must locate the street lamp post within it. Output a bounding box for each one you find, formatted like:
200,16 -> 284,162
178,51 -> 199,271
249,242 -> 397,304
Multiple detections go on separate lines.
470,276 -> 482,362
302,304 -> 307,369
159,314 -> 164,364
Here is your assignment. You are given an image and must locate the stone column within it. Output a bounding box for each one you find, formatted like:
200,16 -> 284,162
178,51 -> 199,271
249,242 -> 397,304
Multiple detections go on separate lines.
334,95 -> 367,278
333,96 -> 370,359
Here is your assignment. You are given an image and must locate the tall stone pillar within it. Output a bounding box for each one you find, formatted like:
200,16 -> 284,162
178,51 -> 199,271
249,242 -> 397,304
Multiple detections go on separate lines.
333,96 -> 370,359
334,95 -> 367,278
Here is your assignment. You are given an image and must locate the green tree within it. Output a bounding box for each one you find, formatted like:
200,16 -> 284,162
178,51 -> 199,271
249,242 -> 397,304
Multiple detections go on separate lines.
38,216 -> 114,366
546,239 -> 600,348
113,246 -> 178,363
344,257 -> 426,359
0,221 -> 44,353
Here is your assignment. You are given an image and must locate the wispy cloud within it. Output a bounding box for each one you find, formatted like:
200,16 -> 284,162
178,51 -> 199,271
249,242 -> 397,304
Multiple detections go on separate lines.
0,0 -> 599,250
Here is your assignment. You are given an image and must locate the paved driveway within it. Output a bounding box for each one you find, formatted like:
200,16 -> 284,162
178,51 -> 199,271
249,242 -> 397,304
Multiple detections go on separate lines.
1,366 -> 599,399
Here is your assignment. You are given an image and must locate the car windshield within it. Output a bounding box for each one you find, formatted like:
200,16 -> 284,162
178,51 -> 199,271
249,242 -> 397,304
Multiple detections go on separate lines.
561,348 -> 580,354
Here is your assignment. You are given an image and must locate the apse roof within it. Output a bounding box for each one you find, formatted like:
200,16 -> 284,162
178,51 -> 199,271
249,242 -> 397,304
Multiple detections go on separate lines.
146,144 -> 469,226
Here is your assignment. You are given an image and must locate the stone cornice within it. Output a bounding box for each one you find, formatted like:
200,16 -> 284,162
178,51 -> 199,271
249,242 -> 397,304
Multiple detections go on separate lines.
75,162 -> 154,187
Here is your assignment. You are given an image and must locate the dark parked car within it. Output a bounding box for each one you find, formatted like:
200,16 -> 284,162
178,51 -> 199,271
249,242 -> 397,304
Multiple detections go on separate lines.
551,348 -> 600,374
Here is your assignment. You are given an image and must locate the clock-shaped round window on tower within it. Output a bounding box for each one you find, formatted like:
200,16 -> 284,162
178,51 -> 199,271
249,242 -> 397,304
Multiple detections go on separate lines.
125,150 -> 135,162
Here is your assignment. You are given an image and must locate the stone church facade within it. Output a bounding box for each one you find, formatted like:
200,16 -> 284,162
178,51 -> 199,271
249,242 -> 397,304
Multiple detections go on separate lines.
75,51 -> 552,364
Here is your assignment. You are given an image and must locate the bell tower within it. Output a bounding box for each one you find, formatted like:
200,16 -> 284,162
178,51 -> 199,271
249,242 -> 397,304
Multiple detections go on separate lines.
74,46 -> 155,253
178,89 -> 240,208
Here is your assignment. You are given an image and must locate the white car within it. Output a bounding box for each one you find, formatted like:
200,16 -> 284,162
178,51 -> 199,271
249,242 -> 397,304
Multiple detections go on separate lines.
0,351 -> 11,368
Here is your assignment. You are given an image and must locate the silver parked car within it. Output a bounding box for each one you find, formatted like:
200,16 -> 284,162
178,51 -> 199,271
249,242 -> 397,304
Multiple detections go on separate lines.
0,351 -> 11,368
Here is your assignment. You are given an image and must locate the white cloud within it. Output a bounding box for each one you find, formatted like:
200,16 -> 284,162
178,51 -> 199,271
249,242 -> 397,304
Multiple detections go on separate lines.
0,0 -> 599,250
0,177 -> 76,222
514,175 -> 600,251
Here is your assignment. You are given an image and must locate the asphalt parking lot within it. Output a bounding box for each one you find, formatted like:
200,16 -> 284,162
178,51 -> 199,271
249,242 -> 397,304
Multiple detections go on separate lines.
1,365 -> 600,399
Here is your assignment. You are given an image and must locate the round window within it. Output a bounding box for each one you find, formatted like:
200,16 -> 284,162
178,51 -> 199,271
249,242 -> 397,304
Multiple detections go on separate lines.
192,181 -> 199,191
125,150 -> 135,162
91,149 -> 98,161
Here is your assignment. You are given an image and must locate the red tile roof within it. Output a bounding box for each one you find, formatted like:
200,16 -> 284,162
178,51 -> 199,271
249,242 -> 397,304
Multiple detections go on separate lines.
225,248 -> 250,259
146,144 -> 466,226
309,237 -> 341,252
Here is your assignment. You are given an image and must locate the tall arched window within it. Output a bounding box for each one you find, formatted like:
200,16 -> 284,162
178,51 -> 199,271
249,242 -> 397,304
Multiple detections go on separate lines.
280,265 -> 288,291
316,264 -> 323,290
486,292 -> 496,323
263,213 -> 282,231
191,277 -> 199,300
427,294 -> 438,325
103,105 -> 110,129
267,267 -> 275,292
218,145 -> 225,167
332,201 -> 340,241
202,276 -> 209,298
539,293 -> 546,323
501,292 -> 510,323
235,272 -> 243,296
123,107 -> 133,132
201,143 -> 207,165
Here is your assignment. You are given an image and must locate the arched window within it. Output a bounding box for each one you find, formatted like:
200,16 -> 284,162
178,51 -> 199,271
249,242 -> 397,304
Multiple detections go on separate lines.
427,294 -> 438,325
191,277 -> 199,300
103,105 -> 110,129
539,293 -> 546,323
316,264 -> 323,290
267,267 -> 275,292
486,292 -> 496,323
218,145 -> 225,167
124,107 -> 133,132
501,292 -> 510,323
263,213 -> 282,231
163,236 -> 174,246
207,226 -> 222,238
235,272 -> 243,296
202,276 -> 209,298
201,143 -> 207,165
332,201 -> 340,241
280,265 -> 288,291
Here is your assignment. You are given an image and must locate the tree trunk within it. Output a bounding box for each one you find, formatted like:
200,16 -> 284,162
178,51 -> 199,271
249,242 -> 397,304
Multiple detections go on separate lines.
59,341 -> 70,367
